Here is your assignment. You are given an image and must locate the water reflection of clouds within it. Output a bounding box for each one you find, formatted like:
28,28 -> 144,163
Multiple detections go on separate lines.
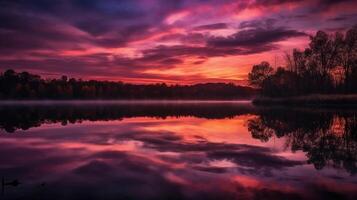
1,106 -> 357,199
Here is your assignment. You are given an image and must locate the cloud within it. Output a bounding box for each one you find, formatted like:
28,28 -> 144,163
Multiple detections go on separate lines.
0,9 -> 87,54
252,0 -> 304,7
2,111 -> 356,199
193,23 -> 228,31
0,0 -> 356,83
141,45 -> 242,58
207,27 -> 307,48
319,0 -> 354,7
328,14 -> 357,22
207,149 -> 302,171
117,130 -> 304,173
239,18 -> 278,29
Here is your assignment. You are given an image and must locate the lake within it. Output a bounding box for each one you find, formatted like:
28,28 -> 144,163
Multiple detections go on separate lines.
0,101 -> 356,200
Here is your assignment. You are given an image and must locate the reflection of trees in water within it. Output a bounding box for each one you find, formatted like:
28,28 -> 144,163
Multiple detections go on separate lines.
248,109 -> 357,174
0,103 -> 255,133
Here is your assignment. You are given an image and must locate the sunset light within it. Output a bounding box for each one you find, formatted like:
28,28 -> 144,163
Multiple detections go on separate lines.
1,0 -> 356,84
1,1 -> 357,199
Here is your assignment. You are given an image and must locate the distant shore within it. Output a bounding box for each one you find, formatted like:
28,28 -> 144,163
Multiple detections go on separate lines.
253,94 -> 357,106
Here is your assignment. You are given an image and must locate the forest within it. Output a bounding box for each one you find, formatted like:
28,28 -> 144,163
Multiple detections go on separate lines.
0,69 -> 256,99
249,26 -> 357,97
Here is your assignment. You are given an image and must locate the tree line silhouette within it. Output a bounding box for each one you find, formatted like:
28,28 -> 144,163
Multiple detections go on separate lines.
0,69 -> 256,99
249,27 -> 357,97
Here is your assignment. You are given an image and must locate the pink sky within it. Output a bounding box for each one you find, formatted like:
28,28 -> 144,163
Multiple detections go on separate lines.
0,0 -> 357,84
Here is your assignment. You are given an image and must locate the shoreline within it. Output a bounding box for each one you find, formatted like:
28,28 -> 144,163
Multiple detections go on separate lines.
253,94 -> 357,106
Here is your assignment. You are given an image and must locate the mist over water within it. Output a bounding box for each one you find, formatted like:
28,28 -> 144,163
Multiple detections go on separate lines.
0,102 -> 356,200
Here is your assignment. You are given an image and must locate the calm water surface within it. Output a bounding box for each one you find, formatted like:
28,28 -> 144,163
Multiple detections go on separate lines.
0,101 -> 356,200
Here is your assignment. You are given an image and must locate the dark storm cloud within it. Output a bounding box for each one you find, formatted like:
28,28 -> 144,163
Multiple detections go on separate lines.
207,27 -> 307,48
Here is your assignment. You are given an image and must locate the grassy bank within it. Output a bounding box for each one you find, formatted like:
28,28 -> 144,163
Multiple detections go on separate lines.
253,94 -> 357,106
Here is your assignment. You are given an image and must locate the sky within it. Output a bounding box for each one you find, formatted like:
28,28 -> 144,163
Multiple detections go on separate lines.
0,0 -> 357,85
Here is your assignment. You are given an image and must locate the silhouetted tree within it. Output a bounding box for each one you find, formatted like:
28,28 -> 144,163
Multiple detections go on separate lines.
249,27 -> 357,97
248,61 -> 274,88
340,27 -> 357,92
0,70 -> 257,100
